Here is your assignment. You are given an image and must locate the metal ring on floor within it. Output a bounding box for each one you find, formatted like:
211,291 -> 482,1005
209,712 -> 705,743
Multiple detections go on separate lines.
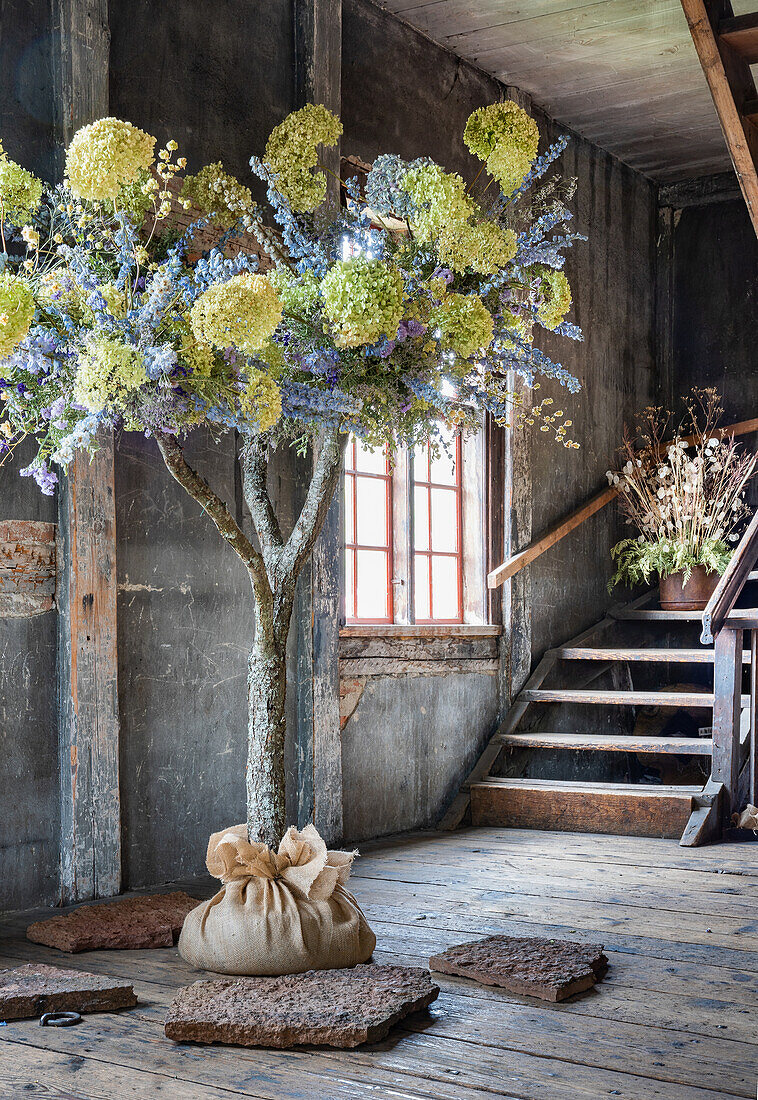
39,1011 -> 82,1027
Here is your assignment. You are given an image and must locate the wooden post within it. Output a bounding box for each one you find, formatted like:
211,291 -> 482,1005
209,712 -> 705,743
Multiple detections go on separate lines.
52,0 -> 120,902
750,629 -> 758,806
712,626 -> 743,829
293,0 -> 344,843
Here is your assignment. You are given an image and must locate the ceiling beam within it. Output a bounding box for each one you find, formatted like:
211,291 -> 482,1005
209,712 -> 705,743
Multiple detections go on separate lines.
680,0 -> 758,236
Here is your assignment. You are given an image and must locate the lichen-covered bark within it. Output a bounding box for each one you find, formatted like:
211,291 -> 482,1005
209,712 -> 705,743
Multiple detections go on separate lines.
155,427 -> 346,850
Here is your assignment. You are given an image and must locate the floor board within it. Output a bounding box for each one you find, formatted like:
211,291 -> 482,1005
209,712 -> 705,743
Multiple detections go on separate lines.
1,828 -> 757,1099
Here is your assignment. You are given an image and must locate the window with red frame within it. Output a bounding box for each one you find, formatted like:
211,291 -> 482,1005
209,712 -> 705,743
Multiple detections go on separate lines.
343,436 -> 393,623
412,432 -> 463,623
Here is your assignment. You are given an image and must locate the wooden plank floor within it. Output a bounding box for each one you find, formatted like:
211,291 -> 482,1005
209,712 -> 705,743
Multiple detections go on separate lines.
1,827 -> 758,1098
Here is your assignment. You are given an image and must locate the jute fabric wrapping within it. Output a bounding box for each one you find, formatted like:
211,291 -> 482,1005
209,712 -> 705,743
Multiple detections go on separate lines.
178,824 -> 376,975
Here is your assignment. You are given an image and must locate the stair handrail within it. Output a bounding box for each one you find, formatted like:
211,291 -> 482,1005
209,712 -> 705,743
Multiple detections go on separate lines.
701,506 -> 758,644
488,415 -> 758,590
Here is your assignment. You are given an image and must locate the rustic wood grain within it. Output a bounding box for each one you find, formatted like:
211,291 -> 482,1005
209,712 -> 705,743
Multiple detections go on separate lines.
471,780 -> 696,838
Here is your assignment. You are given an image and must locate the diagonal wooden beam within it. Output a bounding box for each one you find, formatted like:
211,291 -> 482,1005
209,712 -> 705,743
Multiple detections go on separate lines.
681,0 -> 758,237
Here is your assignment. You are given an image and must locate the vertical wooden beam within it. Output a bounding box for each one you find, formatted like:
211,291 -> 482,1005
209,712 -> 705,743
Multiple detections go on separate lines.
712,625 -> 743,829
503,87 -> 534,713
294,0 -> 343,843
52,0 -> 120,902
750,629 -> 757,807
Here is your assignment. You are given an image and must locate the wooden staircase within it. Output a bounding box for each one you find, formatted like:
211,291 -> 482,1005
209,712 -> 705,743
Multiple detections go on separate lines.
442,588 -> 754,844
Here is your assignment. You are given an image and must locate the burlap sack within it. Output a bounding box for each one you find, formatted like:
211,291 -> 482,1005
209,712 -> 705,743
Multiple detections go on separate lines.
178,823 -> 376,975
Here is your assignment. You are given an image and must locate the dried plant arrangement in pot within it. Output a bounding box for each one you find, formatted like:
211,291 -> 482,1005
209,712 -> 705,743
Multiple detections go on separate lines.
607,390 -> 758,610
0,102 -> 587,974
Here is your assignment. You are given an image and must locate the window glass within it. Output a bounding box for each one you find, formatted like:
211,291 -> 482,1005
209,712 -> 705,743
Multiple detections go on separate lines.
343,436 -> 392,623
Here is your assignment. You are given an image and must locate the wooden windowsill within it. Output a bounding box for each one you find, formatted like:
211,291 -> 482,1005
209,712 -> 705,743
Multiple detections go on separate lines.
339,624 -> 501,638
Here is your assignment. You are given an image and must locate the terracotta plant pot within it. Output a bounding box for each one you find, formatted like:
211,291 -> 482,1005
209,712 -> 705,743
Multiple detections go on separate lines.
659,566 -> 719,611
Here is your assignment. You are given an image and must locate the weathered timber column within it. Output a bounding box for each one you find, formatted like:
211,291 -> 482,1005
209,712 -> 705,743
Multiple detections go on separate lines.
52,0 -> 121,902
503,86 -> 534,709
293,0 -> 344,843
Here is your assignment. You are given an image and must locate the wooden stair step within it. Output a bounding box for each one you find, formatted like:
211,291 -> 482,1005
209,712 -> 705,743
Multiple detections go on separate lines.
470,778 -> 699,839
556,646 -> 746,663
612,606 -> 709,621
498,732 -> 712,755
519,688 -> 727,707
719,11 -> 758,62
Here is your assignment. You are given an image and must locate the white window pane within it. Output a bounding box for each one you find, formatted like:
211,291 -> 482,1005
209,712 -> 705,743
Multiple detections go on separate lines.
430,441 -> 458,485
345,550 -> 355,620
431,487 -> 458,552
344,475 -> 355,543
432,556 -> 460,620
354,439 -> 386,475
356,549 -> 390,619
413,485 -> 429,551
414,554 -> 430,620
356,476 -> 388,547
412,444 -> 429,482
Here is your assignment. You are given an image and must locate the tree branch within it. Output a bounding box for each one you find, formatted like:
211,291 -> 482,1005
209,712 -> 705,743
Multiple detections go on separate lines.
154,431 -> 268,593
241,436 -> 284,568
279,425 -> 346,582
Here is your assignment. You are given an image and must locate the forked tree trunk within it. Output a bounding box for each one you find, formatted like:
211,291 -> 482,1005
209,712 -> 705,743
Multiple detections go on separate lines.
155,427 -> 345,851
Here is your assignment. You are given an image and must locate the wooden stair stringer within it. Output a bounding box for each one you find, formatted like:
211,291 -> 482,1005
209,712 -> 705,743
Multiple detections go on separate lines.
438,613 -> 616,832
681,0 -> 758,239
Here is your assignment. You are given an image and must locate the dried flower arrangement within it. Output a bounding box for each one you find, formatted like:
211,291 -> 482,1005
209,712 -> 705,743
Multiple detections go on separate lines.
607,390 -> 758,594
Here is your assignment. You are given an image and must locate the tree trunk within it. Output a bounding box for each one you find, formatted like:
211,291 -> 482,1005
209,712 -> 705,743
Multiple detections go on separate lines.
155,427 -> 346,854
246,589 -> 294,848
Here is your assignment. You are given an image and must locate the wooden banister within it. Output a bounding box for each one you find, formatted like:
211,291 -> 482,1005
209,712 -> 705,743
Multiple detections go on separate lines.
701,506 -> 758,643
488,415 -> 758,590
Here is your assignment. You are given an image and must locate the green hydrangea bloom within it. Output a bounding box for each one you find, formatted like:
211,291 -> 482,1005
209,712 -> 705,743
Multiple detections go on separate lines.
320,256 -> 404,348
65,117 -> 156,202
438,219 -> 517,276
268,264 -> 321,314
431,293 -> 494,358
181,162 -> 253,229
0,154 -> 42,226
240,367 -> 282,431
464,102 -> 539,196
191,273 -> 282,354
0,273 -> 34,357
402,163 -> 516,274
264,104 -> 343,212
74,335 -> 147,412
528,264 -> 572,330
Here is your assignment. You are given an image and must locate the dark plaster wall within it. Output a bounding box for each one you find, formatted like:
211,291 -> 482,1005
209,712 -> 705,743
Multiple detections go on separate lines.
0,0 -> 58,180
108,0 -> 295,186
671,199 -> 758,425
0,4 -> 59,911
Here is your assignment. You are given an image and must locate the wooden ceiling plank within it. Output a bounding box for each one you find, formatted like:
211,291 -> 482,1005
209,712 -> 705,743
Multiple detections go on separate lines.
446,1 -> 686,57
680,0 -> 758,234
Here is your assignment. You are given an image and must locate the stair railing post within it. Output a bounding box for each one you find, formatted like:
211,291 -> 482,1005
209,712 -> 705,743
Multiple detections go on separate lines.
712,626 -> 743,829
751,630 -> 758,807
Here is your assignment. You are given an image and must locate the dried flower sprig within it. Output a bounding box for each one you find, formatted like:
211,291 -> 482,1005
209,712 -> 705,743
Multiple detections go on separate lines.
607,389 -> 758,589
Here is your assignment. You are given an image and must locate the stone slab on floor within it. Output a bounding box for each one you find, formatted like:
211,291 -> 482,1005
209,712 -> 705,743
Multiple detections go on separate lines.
26,892 -> 200,952
0,963 -> 137,1020
429,934 -> 608,1001
164,964 -> 440,1048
